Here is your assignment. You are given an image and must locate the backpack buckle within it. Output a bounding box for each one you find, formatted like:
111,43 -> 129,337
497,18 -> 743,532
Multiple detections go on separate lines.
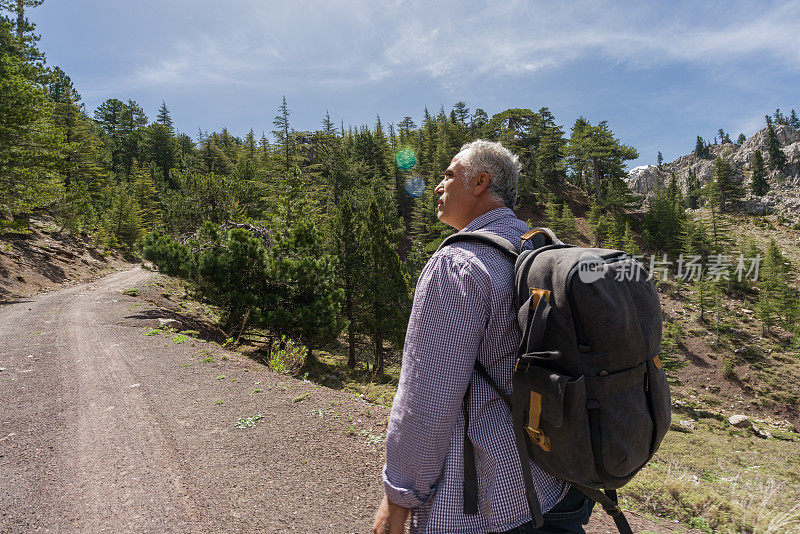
525,426 -> 551,452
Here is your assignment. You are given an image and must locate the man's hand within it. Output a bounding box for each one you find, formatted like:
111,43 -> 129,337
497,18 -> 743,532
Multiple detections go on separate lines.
372,494 -> 409,534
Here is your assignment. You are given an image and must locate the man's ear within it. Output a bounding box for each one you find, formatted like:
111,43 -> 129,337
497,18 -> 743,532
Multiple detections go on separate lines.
473,172 -> 491,196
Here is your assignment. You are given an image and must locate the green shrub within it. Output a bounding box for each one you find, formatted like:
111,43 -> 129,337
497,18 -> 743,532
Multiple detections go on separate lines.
139,232 -> 192,277
660,317 -> 686,370
268,336 -> 306,376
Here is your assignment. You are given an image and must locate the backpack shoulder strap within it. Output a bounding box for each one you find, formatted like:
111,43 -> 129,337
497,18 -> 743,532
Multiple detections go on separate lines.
520,227 -> 558,250
436,231 -> 518,261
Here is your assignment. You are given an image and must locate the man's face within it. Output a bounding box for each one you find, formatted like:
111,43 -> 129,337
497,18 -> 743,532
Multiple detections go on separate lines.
435,153 -> 475,230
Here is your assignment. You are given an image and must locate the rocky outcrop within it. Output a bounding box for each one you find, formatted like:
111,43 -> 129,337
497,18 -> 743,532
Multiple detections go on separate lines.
731,124 -> 800,167
729,414 -> 751,428
627,124 -> 800,223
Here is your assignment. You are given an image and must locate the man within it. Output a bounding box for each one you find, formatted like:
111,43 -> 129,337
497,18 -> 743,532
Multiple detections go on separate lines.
373,140 -> 593,533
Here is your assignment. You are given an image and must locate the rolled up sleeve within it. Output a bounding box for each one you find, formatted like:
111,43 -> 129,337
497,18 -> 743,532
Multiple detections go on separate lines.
383,252 -> 489,509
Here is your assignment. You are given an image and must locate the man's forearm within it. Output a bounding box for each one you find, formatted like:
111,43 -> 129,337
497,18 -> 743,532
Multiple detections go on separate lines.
373,494 -> 409,534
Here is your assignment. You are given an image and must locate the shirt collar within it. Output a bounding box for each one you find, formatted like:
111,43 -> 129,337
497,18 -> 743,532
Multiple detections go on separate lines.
461,207 -> 516,233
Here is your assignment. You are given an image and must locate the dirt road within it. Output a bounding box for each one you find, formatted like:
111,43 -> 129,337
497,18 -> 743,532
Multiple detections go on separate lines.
1,267 -> 688,533
1,267 -> 386,532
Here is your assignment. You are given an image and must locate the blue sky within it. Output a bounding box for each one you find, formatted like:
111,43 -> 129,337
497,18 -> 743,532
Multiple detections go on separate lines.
29,0 -> 800,168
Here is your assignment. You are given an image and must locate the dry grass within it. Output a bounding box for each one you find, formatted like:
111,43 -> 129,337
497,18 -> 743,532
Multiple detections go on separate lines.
623,413 -> 800,533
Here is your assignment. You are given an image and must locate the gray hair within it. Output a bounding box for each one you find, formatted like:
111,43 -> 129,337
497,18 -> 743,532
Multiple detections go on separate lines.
457,140 -> 520,208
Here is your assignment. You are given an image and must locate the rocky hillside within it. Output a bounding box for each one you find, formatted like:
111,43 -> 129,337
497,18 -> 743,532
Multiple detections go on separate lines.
628,124 -> 800,222
0,216 -> 130,302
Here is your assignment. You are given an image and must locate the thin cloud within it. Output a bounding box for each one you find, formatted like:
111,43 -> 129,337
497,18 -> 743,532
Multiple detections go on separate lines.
113,0 -> 800,93
382,1 -> 800,80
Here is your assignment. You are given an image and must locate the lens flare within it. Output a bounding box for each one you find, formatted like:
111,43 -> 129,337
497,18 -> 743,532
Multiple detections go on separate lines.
395,148 -> 417,171
405,176 -> 425,198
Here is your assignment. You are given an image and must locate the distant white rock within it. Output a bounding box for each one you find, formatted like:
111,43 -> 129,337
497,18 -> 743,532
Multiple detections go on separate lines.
628,164 -> 654,176
626,165 -> 662,194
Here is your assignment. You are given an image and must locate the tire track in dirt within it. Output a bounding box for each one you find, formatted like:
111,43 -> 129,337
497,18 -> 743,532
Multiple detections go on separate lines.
55,268 -> 201,531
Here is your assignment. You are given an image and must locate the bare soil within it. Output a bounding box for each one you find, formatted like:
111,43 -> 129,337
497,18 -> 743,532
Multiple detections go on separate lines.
0,217 -> 130,303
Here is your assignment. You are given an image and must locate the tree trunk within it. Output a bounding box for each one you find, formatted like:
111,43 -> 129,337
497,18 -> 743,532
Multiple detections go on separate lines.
591,158 -> 602,202
345,279 -> 356,368
375,330 -> 384,376
16,0 -> 24,40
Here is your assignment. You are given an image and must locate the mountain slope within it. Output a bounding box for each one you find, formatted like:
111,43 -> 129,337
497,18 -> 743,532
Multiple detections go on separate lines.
628,124 -> 800,223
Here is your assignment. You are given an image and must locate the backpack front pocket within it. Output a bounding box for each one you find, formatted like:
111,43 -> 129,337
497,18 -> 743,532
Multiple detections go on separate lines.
584,362 -> 652,484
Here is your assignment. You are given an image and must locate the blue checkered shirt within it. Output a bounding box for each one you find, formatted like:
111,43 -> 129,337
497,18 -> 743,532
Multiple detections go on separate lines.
383,208 -> 569,533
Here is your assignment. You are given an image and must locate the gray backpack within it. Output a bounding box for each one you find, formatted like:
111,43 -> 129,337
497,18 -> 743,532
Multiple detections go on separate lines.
438,228 -> 670,534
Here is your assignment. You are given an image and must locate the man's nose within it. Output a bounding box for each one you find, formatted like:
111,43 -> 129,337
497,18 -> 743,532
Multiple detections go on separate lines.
434,181 -> 444,194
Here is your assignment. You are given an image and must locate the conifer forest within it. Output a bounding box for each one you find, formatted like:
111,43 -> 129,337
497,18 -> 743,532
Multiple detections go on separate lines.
3,2 -> 800,375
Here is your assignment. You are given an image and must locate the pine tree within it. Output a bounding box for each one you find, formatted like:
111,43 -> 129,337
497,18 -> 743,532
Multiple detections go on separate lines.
198,133 -> 231,175
657,151 -> 663,168
258,132 -> 271,167
710,156 -> 743,210
161,171 -> 238,233
643,183 -> 686,255
94,98 -> 127,174
766,125 -> 786,170
737,133 -> 746,145
543,194 -> 560,230
372,115 -> 392,182
588,200 -> 614,247
132,164 -> 162,230
536,111 -> 567,195
678,217 -> 714,322
789,109 -> 800,129
143,122 -> 177,185
106,184 -> 143,248
471,108 -> 488,135
684,169 -> 701,210
751,150 -> 768,196
332,197 -> 364,368
58,178 -> 93,233
453,101 -> 470,125
272,96 -> 292,172
120,100 -> 148,175
191,223 -> 266,335
156,101 -> 173,133
566,117 -> 591,188
139,231 -> 192,277
566,119 -> 637,202
693,136 -> 711,159
361,188 -> 409,375
622,222 -> 640,255
0,16 -> 60,221
702,177 -> 732,254
757,239 -> 792,333
1,0 -> 45,69
557,203 -> 580,244
242,128 -> 256,162
48,67 -> 106,208
266,206 -> 346,359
